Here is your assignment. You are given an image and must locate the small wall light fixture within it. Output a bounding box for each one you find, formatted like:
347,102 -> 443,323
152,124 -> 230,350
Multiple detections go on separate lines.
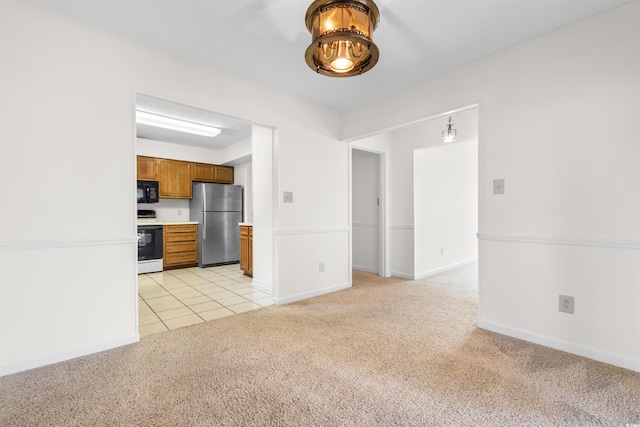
305,0 -> 380,77
442,116 -> 457,143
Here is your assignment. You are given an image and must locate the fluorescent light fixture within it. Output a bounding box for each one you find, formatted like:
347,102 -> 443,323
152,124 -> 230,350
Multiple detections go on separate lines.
136,110 -> 221,137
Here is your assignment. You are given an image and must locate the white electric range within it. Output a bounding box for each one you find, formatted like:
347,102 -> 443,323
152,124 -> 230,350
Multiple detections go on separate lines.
137,210 -> 163,274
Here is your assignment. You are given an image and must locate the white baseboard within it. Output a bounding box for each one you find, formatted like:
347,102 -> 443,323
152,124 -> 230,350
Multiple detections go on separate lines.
1,334 -> 140,377
414,259 -> 478,280
251,279 -> 272,293
390,271 -> 415,280
353,265 -> 379,274
274,282 -> 351,305
478,319 -> 640,373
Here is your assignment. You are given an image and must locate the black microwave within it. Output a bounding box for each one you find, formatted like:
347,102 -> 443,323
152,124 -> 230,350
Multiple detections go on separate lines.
137,180 -> 159,203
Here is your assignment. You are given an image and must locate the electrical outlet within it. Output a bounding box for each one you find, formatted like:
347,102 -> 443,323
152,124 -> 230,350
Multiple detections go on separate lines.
559,295 -> 574,314
283,191 -> 293,203
319,261 -> 325,272
493,179 -> 505,195
441,248 -> 444,256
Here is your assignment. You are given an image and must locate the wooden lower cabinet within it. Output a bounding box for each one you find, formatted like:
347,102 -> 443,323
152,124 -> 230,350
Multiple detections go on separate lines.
163,224 -> 198,269
239,225 -> 252,277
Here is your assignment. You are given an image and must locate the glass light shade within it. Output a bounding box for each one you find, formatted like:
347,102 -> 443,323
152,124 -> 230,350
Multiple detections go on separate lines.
442,116 -> 457,143
305,0 -> 380,77
442,129 -> 457,143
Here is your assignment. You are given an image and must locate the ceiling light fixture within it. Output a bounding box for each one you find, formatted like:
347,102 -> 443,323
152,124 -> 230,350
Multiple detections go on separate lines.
136,111 -> 221,137
442,116 -> 457,143
305,0 -> 380,77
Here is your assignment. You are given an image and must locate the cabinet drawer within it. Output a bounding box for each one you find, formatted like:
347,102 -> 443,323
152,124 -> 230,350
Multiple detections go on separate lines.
165,224 -> 197,234
165,232 -> 197,243
165,241 -> 197,254
165,251 -> 197,265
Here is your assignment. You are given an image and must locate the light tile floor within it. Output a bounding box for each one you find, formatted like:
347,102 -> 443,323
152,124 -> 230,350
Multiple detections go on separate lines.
138,264 -> 272,337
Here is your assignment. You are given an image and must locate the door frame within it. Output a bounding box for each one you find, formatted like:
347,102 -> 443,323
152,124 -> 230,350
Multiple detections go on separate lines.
349,145 -> 388,277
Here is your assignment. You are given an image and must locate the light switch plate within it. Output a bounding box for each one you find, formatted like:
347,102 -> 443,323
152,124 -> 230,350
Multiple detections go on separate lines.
283,191 -> 293,203
493,179 -> 505,195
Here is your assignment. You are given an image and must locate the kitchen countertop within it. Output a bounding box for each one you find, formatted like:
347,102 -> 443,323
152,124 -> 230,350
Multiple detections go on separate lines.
239,222 -> 253,227
137,221 -> 198,226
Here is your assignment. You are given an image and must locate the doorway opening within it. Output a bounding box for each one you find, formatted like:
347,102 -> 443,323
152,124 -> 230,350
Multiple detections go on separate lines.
351,148 -> 386,277
133,93 -> 276,337
349,105 -> 478,280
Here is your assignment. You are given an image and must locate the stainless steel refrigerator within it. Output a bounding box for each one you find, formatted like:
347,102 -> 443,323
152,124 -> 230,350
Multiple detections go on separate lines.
189,182 -> 243,267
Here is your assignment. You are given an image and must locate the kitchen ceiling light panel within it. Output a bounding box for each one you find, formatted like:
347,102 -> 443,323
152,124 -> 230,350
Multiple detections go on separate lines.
136,111 -> 221,137
305,0 -> 380,77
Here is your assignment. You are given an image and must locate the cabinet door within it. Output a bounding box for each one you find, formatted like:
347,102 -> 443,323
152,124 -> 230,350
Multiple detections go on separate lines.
191,163 -> 215,182
240,225 -> 252,276
137,156 -> 158,180
214,166 -> 234,184
158,159 -> 192,199
248,227 -> 253,276
240,226 -> 249,273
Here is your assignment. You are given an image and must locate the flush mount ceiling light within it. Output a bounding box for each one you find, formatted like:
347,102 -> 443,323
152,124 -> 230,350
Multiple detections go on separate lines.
305,0 -> 380,77
442,116 -> 457,143
136,110 -> 221,138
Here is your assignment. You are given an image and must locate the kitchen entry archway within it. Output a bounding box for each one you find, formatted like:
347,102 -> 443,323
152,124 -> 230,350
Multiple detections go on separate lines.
134,92 -> 276,336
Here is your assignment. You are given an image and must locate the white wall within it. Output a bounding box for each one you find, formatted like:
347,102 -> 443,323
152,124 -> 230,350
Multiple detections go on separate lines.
233,161 -> 253,224
0,1 -> 347,374
342,2 -> 640,371
220,138 -> 252,166
137,137 -> 222,164
251,125 -> 273,293
352,149 -> 380,274
274,122 -> 351,304
414,141 -> 478,277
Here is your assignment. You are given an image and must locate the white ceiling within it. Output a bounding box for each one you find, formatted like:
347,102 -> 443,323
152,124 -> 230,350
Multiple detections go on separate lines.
28,0 -> 633,146
136,94 -> 252,149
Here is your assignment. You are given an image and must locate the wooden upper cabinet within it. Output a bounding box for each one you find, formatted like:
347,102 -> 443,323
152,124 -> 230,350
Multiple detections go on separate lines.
191,162 -> 234,184
138,156 -> 234,199
137,156 -> 158,180
191,163 -> 215,182
214,165 -> 234,184
158,159 -> 192,199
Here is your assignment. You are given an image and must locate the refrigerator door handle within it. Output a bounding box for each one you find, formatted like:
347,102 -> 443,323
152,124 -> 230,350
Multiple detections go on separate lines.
202,216 -> 206,240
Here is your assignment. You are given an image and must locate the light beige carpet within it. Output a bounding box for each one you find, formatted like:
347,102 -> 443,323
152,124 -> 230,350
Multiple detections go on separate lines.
1,264 -> 639,426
